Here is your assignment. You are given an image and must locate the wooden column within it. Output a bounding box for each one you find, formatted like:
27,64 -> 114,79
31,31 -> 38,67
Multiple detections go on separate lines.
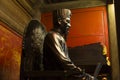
107,4 -> 120,80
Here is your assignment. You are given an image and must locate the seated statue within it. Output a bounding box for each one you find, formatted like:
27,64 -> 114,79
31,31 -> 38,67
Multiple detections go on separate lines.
43,9 -> 96,80
20,20 -> 47,80
20,8 -> 97,80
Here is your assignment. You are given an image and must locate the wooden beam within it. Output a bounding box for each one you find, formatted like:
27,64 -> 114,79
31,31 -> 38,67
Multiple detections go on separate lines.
41,0 -> 107,12
107,0 -> 114,4
0,0 -> 31,35
107,4 -> 120,80
16,0 -> 43,16
16,0 -> 34,16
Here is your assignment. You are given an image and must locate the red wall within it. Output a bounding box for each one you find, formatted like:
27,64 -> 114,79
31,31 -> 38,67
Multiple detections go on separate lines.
41,6 -> 109,57
0,22 -> 22,80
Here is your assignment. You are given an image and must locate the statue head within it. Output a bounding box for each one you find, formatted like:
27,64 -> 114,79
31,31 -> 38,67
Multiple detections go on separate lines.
53,9 -> 72,35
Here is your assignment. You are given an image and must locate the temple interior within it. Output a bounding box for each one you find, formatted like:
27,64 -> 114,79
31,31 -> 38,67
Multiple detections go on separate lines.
0,0 -> 120,80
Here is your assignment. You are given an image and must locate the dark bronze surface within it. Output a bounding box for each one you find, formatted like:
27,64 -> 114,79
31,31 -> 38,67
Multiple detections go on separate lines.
20,20 -> 46,80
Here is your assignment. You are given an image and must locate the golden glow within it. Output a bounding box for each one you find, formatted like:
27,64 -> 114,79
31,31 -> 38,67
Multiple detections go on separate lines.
102,45 -> 110,66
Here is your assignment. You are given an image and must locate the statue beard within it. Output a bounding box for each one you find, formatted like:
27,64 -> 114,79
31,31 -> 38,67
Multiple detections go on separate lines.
60,23 -> 70,41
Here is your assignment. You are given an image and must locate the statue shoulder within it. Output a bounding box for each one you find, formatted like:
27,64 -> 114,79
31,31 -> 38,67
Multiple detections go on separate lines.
46,31 -> 61,39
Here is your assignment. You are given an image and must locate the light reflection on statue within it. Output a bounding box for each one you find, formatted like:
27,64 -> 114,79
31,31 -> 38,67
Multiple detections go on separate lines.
43,9 -> 95,80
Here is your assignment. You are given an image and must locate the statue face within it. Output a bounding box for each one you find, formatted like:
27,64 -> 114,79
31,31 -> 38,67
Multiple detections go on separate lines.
58,9 -> 71,35
53,9 -> 72,36
59,17 -> 71,35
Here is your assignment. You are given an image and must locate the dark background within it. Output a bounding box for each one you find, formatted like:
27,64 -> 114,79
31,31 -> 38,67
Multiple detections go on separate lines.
115,0 -> 120,65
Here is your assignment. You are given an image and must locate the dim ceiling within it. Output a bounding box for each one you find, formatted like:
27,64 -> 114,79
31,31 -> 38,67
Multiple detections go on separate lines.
17,0 -> 107,14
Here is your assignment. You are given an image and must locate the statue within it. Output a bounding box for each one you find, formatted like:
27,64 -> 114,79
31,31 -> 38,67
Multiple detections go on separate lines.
20,20 -> 47,80
20,8 -> 96,80
43,9 -> 95,80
